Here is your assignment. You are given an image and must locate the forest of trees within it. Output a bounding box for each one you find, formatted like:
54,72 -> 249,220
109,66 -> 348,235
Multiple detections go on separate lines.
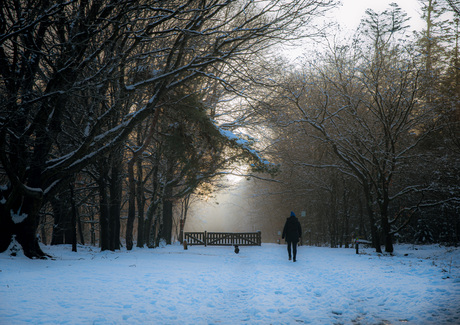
1,0 -> 459,259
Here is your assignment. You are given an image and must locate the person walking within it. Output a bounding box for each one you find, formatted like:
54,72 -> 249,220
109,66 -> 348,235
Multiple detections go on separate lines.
282,211 -> 302,262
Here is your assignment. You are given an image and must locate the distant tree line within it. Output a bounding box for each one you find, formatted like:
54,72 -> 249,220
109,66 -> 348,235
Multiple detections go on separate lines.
247,1 -> 460,252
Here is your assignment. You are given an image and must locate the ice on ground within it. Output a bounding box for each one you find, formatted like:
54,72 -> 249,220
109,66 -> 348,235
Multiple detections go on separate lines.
1,243 -> 459,324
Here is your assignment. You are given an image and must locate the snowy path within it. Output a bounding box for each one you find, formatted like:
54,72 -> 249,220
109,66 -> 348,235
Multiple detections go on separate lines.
1,243 -> 459,324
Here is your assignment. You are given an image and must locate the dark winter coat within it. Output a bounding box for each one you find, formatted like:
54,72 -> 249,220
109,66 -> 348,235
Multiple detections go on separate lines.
282,214 -> 302,243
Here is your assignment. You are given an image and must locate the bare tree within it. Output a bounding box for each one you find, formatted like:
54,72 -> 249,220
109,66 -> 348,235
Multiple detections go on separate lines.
0,0 -> 336,258
271,5 -> 439,253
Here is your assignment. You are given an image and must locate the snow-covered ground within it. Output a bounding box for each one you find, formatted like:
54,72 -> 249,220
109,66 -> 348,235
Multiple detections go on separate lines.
1,243 -> 459,324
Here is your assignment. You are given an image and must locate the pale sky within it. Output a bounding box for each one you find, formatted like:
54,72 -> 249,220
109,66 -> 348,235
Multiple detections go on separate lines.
281,0 -> 426,60
334,0 -> 424,32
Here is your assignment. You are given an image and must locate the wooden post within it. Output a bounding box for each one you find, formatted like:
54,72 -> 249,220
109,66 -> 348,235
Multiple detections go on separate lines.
355,240 -> 359,254
179,219 -> 184,244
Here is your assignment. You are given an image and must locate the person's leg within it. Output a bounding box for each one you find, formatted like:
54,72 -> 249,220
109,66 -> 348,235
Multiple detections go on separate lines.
287,241 -> 292,260
292,241 -> 297,262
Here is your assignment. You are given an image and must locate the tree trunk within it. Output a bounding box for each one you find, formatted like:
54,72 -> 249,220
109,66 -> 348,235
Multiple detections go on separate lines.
160,170 -> 174,246
136,158 -> 145,248
363,186 -> 382,253
178,194 -> 190,244
70,184 -> 78,252
0,180 -> 49,259
145,162 -> 160,248
161,198 -> 173,245
379,179 -> 393,253
15,217 -> 49,259
145,202 -> 156,248
342,184 -> 350,248
358,198 -> 366,238
13,199 -> 50,258
382,216 -> 394,253
109,159 -> 122,251
126,158 -> 136,250
98,169 -> 111,251
77,213 -> 85,246
0,207 -> 14,253
152,199 -> 163,248
380,199 -> 394,253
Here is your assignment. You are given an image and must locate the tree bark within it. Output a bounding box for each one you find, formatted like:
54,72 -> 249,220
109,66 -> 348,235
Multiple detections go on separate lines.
109,157 -> 122,251
382,216 -> 394,253
363,186 -> 382,253
126,158 -> 136,250
161,198 -> 173,245
70,184 -> 77,252
13,195 -> 49,259
136,158 -> 145,248
98,167 -> 111,251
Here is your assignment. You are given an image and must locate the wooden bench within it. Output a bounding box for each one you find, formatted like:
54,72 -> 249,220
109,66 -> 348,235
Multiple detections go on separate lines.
184,231 -> 261,248
355,239 -> 372,254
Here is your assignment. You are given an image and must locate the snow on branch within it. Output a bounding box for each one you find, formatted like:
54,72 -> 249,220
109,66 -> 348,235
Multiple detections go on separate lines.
215,125 -> 277,172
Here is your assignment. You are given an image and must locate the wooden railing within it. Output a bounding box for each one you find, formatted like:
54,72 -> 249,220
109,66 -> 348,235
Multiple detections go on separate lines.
184,231 -> 261,247
183,232 -> 207,246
